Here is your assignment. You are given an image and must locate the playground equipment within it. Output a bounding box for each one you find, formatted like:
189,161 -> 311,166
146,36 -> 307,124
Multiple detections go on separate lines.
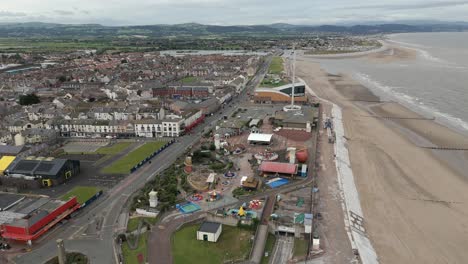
254,149 -> 279,164
184,156 -> 193,173
221,180 -> 230,186
249,200 -> 262,210
188,193 -> 203,202
224,171 -> 237,178
238,206 -> 246,217
177,202 -> 201,214
207,190 -> 222,202
296,149 -> 308,163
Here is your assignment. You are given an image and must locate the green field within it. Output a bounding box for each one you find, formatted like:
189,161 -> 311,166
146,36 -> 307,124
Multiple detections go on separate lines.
122,233 -> 148,264
180,76 -> 199,83
45,252 -> 88,264
260,79 -> 288,88
261,234 -> 277,264
172,224 -> 253,264
95,142 -> 132,155
60,186 -> 101,204
102,141 -> 166,174
293,238 -> 309,257
268,56 -> 284,74
127,217 -> 159,232
0,38 -> 152,53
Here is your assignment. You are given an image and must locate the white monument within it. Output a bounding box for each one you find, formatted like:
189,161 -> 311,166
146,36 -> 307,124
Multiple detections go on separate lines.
149,190 -> 158,208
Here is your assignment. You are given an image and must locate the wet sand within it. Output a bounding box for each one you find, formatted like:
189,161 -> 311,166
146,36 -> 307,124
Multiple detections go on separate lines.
296,57 -> 468,264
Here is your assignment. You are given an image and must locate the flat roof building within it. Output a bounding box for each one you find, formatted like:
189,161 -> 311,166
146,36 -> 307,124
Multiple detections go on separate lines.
247,133 -> 273,145
259,162 -> 298,177
0,193 -> 80,242
4,158 -> 80,187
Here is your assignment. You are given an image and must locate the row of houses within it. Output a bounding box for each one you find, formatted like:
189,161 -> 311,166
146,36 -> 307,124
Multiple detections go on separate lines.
1,108 -> 203,142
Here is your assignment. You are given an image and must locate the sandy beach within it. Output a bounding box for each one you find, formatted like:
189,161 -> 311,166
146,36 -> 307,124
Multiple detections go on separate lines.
296,52 -> 468,263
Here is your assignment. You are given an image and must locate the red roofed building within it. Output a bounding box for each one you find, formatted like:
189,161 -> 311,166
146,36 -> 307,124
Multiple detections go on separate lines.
259,162 -> 298,177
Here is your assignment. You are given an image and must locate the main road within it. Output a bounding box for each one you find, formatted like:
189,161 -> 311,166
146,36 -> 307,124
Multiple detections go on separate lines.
12,55 -> 273,264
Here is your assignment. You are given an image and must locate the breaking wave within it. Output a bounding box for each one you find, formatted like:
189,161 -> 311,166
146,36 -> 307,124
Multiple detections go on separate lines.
353,72 -> 468,133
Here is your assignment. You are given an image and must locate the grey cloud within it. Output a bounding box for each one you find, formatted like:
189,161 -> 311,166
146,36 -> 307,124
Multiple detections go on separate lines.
54,10 -> 74,15
343,1 -> 468,10
0,10 -> 27,17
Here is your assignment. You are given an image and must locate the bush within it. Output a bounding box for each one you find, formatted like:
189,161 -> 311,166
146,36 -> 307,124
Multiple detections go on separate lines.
209,162 -> 225,171
232,187 -> 247,197
18,93 -> 40,105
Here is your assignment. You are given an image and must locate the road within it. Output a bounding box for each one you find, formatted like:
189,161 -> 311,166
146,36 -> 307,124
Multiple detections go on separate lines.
12,54 -> 273,264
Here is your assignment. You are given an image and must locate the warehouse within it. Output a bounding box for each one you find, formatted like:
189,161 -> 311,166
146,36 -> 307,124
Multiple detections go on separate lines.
0,193 -> 80,242
3,158 -> 80,187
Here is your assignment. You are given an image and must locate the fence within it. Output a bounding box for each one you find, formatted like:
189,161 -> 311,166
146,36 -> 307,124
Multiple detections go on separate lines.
80,190 -> 104,209
129,139 -> 176,174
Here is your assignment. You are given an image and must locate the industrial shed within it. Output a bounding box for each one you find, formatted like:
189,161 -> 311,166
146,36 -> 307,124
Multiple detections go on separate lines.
4,158 -> 80,187
197,221 -> 222,242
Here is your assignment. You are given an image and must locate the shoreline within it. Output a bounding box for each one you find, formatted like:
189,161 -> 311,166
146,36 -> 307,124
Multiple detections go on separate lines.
304,38 -> 468,137
297,57 -> 468,264
301,40 -> 389,59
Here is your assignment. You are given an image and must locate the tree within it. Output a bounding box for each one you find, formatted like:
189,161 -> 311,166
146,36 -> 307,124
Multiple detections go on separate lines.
19,94 -> 40,106
57,75 -> 67,82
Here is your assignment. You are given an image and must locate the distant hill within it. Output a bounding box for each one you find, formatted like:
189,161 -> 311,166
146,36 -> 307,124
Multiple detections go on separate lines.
0,22 -> 467,38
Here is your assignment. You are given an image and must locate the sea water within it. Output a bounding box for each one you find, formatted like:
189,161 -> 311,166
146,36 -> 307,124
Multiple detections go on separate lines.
313,32 -> 468,134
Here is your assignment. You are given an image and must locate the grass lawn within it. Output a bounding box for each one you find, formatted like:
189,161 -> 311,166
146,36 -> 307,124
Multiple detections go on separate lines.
268,56 -> 284,74
45,252 -> 88,264
127,217 -> 159,232
261,234 -> 276,264
122,232 -> 148,264
95,142 -> 132,155
293,238 -> 309,257
102,141 -> 166,174
260,79 -> 288,88
181,76 -> 198,83
172,224 -> 253,264
60,186 -> 101,204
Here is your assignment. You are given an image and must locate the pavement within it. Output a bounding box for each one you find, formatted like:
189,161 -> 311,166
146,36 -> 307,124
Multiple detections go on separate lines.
270,236 -> 294,264
250,225 -> 268,263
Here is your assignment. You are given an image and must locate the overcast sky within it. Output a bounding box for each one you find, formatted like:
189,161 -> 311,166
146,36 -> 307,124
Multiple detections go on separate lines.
0,0 -> 467,25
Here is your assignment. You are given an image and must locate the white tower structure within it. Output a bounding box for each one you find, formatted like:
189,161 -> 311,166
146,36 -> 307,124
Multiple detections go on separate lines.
283,45 -> 302,112
287,147 -> 297,164
149,190 -> 158,208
